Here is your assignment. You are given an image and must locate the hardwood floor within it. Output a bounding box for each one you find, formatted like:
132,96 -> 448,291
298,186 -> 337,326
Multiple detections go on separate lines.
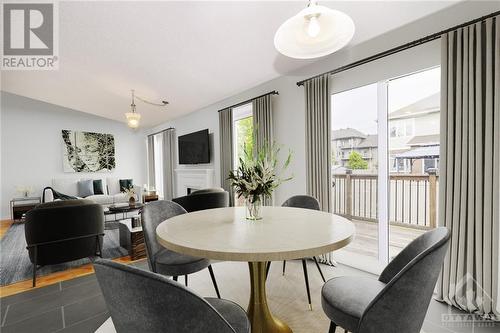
0,219 -> 13,238
0,219 -> 144,298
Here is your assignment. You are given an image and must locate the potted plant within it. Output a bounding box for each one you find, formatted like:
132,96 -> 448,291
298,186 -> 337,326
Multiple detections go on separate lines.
228,141 -> 292,220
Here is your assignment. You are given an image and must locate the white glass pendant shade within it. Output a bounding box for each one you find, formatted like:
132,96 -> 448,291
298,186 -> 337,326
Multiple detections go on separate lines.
274,3 -> 355,59
125,112 -> 141,129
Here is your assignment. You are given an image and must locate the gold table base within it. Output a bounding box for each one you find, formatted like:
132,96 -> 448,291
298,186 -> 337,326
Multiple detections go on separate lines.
247,262 -> 293,333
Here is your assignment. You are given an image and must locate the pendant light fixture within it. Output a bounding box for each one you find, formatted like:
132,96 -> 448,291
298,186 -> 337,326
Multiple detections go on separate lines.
274,0 -> 355,59
125,90 -> 141,129
125,89 -> 169,129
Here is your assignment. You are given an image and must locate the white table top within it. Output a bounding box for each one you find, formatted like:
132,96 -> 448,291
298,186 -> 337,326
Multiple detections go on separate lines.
156,206 -> 355,262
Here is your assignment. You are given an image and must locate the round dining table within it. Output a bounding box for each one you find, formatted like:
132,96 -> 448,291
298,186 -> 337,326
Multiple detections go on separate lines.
156,206 -> 355,333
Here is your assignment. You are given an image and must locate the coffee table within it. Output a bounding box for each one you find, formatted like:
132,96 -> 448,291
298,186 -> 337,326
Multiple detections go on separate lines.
156,206 -> 355,333
104,203 -> 144,223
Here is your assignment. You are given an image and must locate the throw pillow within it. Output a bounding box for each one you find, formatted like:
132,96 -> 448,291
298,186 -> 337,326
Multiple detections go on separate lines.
93,179 -> 104,195
77,179 -> 94,197
119,179 -> 133,192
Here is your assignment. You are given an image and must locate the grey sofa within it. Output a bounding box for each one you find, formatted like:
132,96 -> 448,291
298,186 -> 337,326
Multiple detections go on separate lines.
321,227 -> 450,333
93,259 -> 250,333
43,177 -> 142,206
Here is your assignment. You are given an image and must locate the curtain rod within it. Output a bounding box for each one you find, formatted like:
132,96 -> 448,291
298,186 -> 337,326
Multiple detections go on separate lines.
217,90 -> 279,112
147,127 -> 174,137
296,10 -> 500,86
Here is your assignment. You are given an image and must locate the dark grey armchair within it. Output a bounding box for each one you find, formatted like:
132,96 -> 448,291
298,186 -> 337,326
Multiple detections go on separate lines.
266,195 -> 326,310
93,259 -> 250,333
322,227 -> 450,333
172,188 -> 229,213
141,200 -> 220,297
24,199 -> 104,287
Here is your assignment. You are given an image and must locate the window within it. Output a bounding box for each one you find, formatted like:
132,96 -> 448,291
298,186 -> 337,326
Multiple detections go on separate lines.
232,103 -> 254,206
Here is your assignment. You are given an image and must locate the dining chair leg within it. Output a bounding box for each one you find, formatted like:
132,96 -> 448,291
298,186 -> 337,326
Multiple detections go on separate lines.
208,265 -> 221,299
173,276 -> 178,282
265,261 -> 271,279
312,256 -> 326,282
184,275 -> 188,287
328,321 -> 337,333
282,260 -> 286,275
302,259 -> 312,310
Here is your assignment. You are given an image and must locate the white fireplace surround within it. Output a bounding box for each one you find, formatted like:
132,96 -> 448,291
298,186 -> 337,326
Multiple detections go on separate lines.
174,168 -> 215,197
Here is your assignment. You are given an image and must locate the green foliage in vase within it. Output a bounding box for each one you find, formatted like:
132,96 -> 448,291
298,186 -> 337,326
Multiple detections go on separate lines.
228,141 -> 292,203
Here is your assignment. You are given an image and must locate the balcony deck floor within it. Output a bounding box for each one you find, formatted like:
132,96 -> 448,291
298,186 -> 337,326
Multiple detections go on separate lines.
341,219 -> 427,260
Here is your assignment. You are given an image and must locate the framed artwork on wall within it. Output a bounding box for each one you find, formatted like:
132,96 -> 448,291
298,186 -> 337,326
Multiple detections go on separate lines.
61,130 -> 115,172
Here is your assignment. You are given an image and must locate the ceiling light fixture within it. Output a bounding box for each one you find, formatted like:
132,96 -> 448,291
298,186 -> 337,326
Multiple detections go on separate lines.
274,0 -> 355,59
125,89 -> 168,129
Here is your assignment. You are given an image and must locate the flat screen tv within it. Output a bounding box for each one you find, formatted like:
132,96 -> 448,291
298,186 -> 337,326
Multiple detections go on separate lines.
178,129 -> 210,164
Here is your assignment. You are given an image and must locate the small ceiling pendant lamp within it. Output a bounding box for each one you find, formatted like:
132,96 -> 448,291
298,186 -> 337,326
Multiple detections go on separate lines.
125,90 -> 141,129
274,0 -> 355,59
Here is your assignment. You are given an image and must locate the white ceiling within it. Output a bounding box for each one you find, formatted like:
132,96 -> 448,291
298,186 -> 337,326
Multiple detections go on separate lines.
1,1 -> 459,128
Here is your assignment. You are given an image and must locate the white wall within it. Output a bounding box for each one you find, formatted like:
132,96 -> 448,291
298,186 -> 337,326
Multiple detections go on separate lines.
147,1 -> 499,206
0,92 -> 147,219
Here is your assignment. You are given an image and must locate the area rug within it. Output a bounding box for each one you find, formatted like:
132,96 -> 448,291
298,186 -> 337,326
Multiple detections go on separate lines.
0,223 -> 128,286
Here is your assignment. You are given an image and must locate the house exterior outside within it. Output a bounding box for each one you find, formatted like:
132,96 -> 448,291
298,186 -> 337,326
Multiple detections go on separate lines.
389,92 -> 440,174
332,92 -> 440,175
331,128 -> 378,171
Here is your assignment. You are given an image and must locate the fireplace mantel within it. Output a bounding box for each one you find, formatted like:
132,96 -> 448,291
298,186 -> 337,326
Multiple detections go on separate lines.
174,168 -> 215,197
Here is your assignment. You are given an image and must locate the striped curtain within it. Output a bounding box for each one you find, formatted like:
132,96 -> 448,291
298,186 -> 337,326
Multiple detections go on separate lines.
304,74 -> 332,212
161,129 -> 175,200
219,108 -> 234,206
147,135 -> 155,189
436,15 -> 499,320
252,94 -> 274,205
303,74 -> 335,265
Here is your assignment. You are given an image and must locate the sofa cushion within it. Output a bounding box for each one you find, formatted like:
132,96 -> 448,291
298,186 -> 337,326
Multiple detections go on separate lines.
78,180 -> 94,197
106,177 -> 120,195
93,179 -> 104,195
113,193 -> 130,204
87,194 -> 114,205
119,179 -> 133,192
52,178 -> 78,197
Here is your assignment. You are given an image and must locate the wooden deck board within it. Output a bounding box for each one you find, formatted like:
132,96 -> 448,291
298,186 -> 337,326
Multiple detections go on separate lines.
342,219 -> 427,259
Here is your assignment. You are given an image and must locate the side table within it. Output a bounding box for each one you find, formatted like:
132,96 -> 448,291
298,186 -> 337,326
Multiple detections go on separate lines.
10,197 -> 41,222
143,194 -> 159,203
118,219 -> 146,260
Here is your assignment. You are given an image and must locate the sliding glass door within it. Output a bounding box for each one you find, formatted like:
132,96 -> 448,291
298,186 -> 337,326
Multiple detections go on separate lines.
331,66 -> 440,271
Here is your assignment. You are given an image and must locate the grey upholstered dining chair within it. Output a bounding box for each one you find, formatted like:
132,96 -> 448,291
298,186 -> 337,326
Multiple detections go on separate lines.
266,195 -> 327,310
93,259 -> 250,333
321,227 -> 450,333
141,200 -> 220,298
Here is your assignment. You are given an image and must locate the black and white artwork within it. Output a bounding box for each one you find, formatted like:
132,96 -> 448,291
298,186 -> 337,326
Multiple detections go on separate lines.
62,130 -> 115,172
